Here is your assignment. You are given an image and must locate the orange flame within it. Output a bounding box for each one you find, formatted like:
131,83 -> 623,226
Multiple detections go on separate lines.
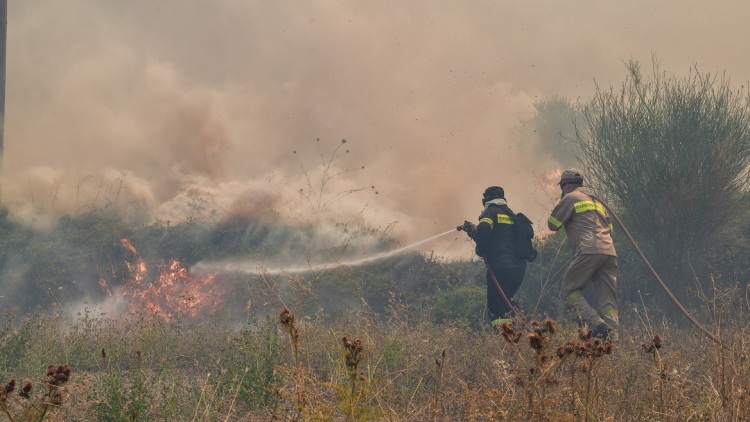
119,239 -> 222,320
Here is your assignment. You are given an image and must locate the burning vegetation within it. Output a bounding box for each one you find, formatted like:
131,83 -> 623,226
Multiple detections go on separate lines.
117,238 -> 224,320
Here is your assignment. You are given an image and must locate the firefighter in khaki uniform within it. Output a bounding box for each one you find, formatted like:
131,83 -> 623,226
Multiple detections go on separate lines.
548,169 -> 619,340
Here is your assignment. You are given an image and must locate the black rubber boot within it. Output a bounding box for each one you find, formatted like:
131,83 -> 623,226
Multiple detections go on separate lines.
591,323 -> 611,339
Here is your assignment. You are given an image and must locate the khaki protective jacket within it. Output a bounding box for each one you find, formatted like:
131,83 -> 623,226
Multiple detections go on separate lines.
547,187 -> 616,256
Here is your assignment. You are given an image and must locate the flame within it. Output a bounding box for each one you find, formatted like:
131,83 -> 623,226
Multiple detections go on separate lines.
119,238 -> 222,320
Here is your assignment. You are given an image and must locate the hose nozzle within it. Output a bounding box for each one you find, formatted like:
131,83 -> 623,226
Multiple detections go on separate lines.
458,220 -> 477,238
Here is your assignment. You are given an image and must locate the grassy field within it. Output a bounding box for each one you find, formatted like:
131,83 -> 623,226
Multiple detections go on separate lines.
0,293 -> 747,421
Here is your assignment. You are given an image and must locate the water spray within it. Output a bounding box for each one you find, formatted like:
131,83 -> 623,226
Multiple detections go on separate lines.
191,228 -> 457,276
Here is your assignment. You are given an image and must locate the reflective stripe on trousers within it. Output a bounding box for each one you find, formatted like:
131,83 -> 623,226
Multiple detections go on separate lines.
561,253 -> 618,329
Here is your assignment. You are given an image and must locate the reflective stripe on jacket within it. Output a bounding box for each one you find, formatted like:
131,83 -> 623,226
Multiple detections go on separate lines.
475,201 -> 526,269
547,187 -> 616,256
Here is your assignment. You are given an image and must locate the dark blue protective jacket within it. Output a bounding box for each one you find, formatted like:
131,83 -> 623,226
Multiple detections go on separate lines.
474,202 -> 526,270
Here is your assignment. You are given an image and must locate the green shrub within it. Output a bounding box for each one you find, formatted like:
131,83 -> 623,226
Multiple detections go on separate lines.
430,285 -> 485,329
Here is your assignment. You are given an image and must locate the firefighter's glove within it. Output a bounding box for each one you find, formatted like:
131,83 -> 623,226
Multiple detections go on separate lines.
459,220 -> 477,240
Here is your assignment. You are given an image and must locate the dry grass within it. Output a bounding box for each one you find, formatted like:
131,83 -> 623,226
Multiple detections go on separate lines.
1,299 -> 749,421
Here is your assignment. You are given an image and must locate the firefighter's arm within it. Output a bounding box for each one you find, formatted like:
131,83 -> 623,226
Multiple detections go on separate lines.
474,216 -> 493,257
547,214 -> 562,232
547,197 -> 573,232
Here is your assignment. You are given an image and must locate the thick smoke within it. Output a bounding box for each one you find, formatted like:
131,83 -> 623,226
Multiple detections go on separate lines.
3,1 -> 750,261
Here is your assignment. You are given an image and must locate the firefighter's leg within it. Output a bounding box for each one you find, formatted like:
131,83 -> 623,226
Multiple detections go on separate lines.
592,255 -> 619,336
561,254 -> 606,329
486,271 -> 505,321
487,266 -> 525,326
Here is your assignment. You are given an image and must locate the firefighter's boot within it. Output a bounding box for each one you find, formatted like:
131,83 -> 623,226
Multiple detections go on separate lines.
592,323 -> 618,341
491,317 -> 513,329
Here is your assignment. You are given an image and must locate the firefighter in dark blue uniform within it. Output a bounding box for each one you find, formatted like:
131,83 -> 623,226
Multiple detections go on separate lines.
472,186 -> 528,327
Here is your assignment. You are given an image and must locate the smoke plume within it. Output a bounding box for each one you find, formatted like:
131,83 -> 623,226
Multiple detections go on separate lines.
3,0 -> 750,260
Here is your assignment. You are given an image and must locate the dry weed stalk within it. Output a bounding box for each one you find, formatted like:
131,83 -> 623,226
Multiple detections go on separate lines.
691,274 -> 750,419
293,138 -> 373,213
498,318 -> 615,421
277,307 -> 328,420
498,318 -> 562,419
342,337 -> 363,396
278,307 -> 307,418
570,328 -> 614,421
430,349 -> 446,420
339,336 -> 374,420
279,308 -> 301,369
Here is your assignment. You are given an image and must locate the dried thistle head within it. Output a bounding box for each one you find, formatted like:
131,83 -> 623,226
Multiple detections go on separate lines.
539,318 -> 556,334
593,342 -> 606,358
3,379 -> 15,394
343,337 -> 364,371
342,337 -> 363,354
652,335 -> 662,349
56,365 -> 71,382
527,319 -> 557,353
565,336 -> 615,359
499,322 -> 521,344
556,340 -> 576,359
575,343 -> 588,357
279,308 -> 299,343
46,364 -> 71,386
279,308 -> 295,328
20,382 -> 32,398
642,334 -> 663,354
528,332 -> 545,351
578,328 -> 592,341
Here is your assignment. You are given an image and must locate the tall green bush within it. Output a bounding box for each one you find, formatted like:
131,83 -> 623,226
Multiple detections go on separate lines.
578,58 -> 750,300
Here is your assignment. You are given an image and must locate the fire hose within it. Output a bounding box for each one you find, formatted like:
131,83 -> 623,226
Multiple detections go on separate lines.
588,193 -> 722,346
